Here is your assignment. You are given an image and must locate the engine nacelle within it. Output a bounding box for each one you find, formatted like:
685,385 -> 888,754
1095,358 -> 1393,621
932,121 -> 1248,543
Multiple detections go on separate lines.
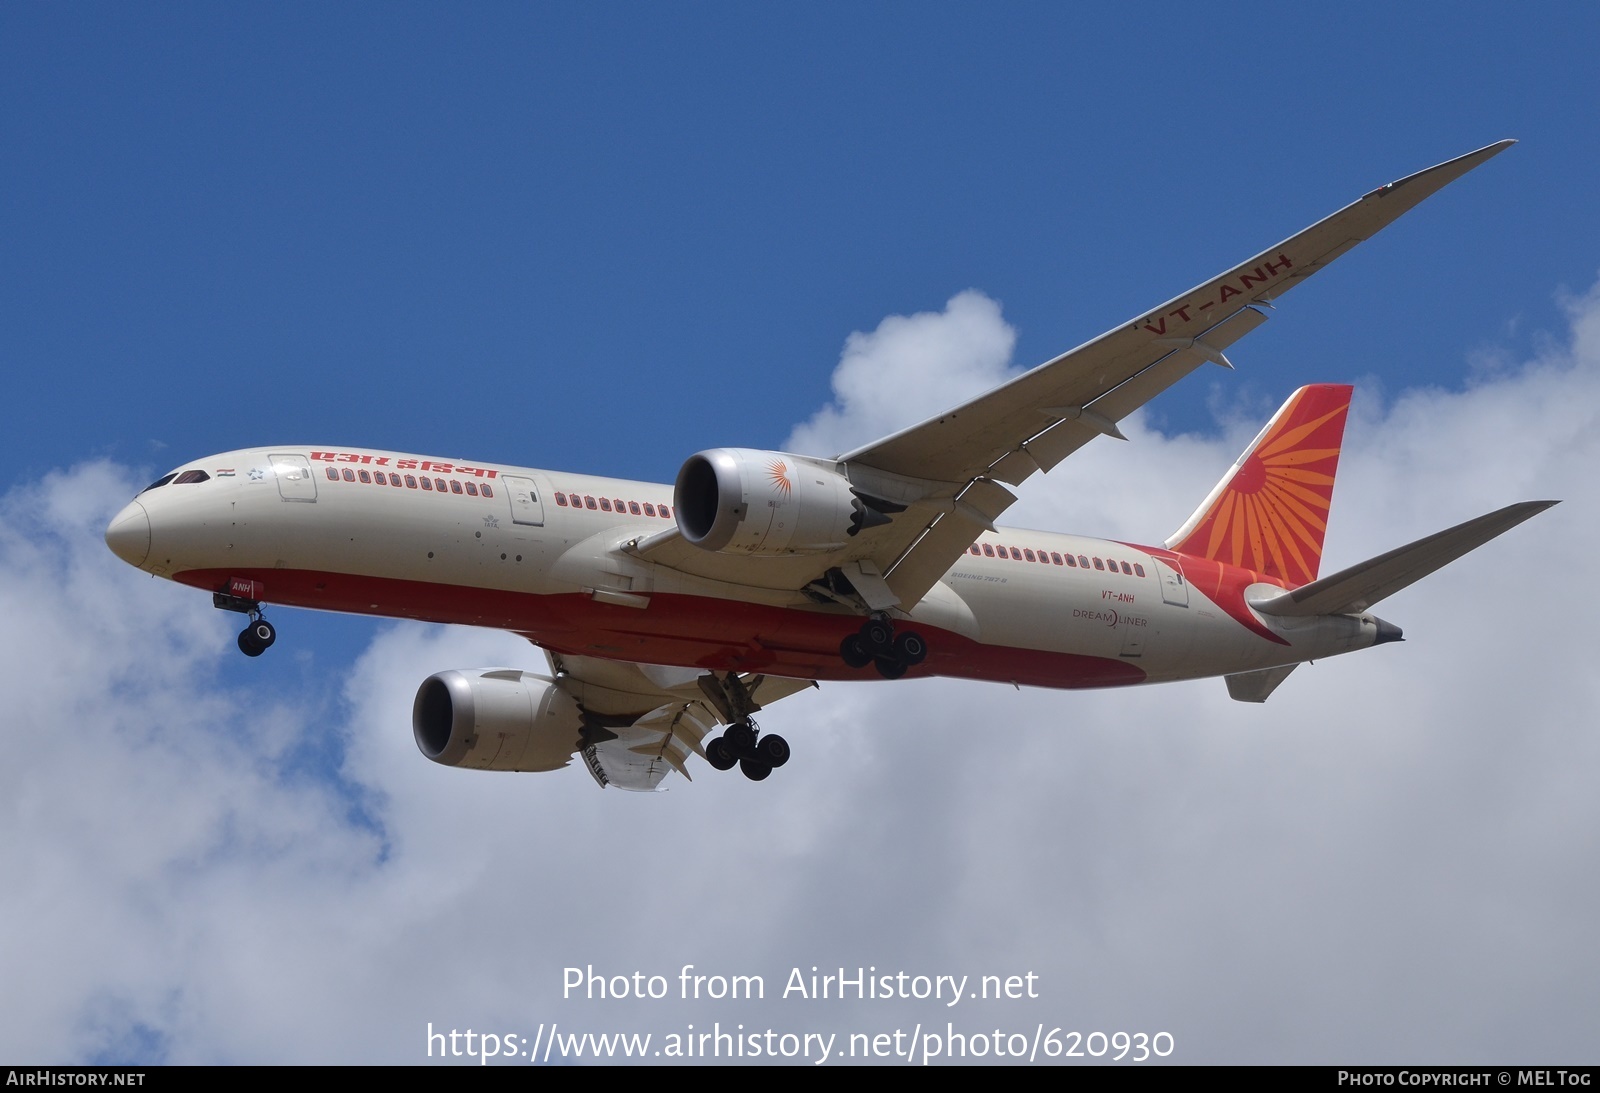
412,669 -> 583,772
674,448 -> 884,555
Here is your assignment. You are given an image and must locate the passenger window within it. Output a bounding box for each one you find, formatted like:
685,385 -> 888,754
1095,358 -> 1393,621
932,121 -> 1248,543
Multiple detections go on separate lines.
629,501 -> 642,515
982,544 -> 995,557
434,478 -> 448,492
585,495 -> 597,510
405,475 -> 417,488
1065,554 -> 1077,567
420,477 -> 433,491
465,482 -> 479,496
1024,549 -> 1036,562
450,481 -> 463,494
325,468 -> 339,481
1079,555 -> 1090,568
481,484 -> 494,498
343,469 -> 356,482
1051,552 -> 1063,565
969,546 -> 980,556
599,498 -> 612,512
1121,561 -> 1132,575
644,503 -> 657,517
1134,563 -> 1145,577
1093,558 -> 1104,570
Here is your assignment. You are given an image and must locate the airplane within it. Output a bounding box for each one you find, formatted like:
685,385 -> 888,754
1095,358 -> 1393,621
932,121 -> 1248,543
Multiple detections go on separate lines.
103,139 -> 1555,791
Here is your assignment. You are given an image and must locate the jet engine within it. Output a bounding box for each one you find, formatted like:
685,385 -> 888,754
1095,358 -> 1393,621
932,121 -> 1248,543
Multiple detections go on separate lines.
412,669 -> 583,772
673,447 -> 894,555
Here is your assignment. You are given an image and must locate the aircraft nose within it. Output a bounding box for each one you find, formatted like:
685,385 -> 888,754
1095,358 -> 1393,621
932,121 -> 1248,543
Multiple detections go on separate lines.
105,501 -> 151,568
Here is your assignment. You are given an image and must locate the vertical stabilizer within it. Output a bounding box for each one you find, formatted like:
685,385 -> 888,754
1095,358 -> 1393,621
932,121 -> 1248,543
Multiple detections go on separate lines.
1165,384 -> 1352,587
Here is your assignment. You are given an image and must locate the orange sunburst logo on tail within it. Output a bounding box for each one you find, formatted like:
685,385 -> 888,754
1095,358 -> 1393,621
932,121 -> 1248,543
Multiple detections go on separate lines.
767,459 -> 793,497
1168,384 -> 1351,588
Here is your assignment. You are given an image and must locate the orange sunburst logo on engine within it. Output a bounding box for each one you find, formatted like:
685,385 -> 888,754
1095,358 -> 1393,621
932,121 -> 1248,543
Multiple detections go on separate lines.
767,459 -> 793,497
1170,385 -> 1351,588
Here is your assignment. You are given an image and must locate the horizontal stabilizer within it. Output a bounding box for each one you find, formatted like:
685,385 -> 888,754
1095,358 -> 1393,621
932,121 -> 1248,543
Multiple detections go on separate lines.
1226,663 -> 1299,703
1250,501 -> 1558,617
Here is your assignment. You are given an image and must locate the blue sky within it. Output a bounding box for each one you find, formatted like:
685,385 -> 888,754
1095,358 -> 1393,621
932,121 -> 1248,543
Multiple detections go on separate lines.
4,3 -> 1599,1065
8,4 -> 1596,481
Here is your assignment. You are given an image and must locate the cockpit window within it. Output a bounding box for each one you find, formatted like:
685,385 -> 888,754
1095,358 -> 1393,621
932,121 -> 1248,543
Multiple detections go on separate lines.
173,470 -> 211,485
140,473 -> 178,495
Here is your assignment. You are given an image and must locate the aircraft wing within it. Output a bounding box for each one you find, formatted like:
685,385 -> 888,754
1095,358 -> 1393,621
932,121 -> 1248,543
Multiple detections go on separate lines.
831,141 -> 1516,608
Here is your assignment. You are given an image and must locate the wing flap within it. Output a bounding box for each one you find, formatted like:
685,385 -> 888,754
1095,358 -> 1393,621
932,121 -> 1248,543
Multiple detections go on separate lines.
581,701 -> 716,791
543,649 -> 815,789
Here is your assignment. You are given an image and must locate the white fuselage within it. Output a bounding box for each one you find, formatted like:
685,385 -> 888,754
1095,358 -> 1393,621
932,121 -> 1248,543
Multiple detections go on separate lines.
105,446 -> 1385,689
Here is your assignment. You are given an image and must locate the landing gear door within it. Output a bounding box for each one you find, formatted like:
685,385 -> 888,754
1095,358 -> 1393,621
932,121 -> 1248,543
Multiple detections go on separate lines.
270,453 -> 318,502
501,475 -> 546,527
1154,559 -> 1189,607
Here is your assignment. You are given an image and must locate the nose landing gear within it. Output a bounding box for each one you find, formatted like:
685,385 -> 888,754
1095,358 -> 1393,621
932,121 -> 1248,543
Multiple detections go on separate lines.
237,616 -> 276,657
839,614 -> 928,679
213,581 -> 277,658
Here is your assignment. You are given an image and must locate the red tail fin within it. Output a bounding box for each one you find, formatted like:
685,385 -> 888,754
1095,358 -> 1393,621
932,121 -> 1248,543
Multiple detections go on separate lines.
1165,384 -> 1352,587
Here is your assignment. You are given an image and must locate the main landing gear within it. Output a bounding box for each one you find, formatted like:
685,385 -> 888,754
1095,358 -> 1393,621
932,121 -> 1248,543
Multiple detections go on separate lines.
839,614 -> 928,679
213,584 -> 277,658
705,719 -> 790,782
698,672 -> 790,782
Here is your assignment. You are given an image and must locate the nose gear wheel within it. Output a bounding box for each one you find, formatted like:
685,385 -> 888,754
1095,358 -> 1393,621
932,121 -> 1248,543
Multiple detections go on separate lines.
237,615 -> 276,657
214,583 -> 277,658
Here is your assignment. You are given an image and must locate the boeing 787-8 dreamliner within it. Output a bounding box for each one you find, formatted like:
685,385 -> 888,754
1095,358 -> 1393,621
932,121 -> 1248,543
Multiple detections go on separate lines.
105,140 -> 1552,790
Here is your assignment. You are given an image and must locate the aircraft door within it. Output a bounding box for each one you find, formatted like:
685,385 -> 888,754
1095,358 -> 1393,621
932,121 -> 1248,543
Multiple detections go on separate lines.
270,453 -> 318,502
501,475 -> 546,527
1154,559 -> 1189,607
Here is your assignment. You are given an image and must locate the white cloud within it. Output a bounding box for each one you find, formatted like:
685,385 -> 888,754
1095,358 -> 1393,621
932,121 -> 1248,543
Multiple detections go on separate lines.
3,283 -> 1598,1063
784,290 -> 1019,458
